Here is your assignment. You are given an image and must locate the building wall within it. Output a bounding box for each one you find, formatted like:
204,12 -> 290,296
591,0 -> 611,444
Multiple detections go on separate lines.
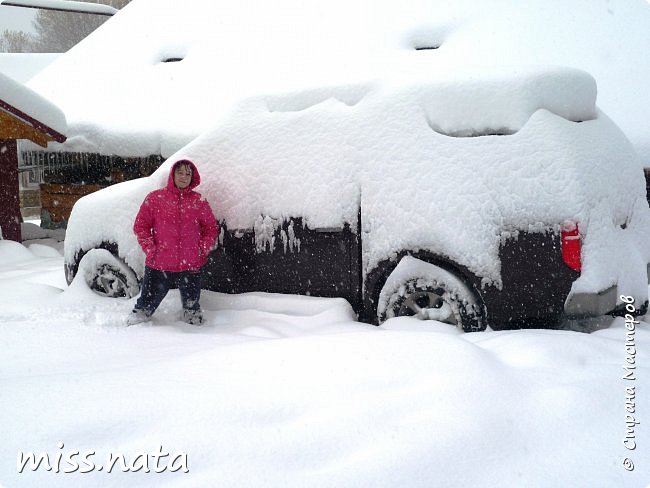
0,139 -> 21,240
18,149 -> 163,228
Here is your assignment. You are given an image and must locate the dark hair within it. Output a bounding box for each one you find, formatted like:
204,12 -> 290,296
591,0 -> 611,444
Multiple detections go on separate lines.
174,161 -> 193,173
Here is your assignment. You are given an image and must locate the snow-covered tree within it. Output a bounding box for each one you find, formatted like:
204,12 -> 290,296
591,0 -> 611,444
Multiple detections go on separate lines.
0,29 -> 34,52
30,0 -> 130,53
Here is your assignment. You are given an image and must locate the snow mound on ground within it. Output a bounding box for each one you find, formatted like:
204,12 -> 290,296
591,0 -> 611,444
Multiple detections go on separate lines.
201,291 -> 355,317
2,317 -> 648,487
1,246 -> 649,487
27,243 -> 62,258
0,240 -> 38,264
21,222 -> 65,241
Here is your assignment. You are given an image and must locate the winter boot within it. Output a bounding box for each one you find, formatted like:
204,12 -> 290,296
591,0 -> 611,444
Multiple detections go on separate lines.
182,308 -> 205,325
125,309 -> 151,326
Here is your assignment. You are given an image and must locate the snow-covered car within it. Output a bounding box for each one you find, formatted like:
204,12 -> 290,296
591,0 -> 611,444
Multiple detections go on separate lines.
64,67 -> 650,331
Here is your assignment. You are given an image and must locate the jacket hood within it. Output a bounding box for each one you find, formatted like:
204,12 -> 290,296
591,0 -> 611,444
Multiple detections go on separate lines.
167,159 -> 201,191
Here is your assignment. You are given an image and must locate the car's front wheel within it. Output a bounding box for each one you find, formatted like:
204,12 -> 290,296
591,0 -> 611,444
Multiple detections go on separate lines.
77,248 -> 140,298
377,256 -> 486,332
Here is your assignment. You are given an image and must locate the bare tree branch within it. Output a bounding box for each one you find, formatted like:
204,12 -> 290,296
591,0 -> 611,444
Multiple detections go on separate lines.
0,28 -> 35,52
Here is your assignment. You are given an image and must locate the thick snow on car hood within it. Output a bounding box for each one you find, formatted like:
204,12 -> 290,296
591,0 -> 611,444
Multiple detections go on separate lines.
65,66 -> 650,303
26,0 -> 650,163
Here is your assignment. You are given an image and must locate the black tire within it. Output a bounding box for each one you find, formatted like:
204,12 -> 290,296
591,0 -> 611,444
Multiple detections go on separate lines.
378,256 -> 486,332
77,248 -> 140,298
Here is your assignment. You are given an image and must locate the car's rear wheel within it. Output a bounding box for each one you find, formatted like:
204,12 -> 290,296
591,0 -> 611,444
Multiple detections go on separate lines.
77,248 -> 140,298
378,256 -> 486,332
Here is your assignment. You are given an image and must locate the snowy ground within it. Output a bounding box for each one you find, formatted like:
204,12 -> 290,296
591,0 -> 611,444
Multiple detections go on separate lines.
1,231 -> 649,488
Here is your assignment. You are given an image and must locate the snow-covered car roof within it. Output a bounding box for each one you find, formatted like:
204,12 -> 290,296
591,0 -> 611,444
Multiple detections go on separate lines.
27,0 -> 650,163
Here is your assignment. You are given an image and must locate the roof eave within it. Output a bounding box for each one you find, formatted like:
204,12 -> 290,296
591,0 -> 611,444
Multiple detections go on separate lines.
0,98 -> 66,144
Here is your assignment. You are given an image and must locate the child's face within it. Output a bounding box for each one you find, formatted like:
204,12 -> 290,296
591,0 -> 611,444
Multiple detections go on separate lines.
174,165 -> 193,189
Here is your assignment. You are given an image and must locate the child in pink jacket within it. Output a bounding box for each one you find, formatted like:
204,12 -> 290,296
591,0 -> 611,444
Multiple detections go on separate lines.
126,159 -> 218,325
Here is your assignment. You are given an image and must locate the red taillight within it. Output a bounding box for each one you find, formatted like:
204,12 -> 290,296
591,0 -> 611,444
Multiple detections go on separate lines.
561,222 -> 581,272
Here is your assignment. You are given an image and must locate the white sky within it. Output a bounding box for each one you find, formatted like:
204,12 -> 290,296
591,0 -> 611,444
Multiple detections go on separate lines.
0,4 -> 37,34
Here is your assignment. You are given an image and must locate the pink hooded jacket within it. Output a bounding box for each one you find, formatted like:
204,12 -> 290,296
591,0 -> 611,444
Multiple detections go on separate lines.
133,159 -> 218,272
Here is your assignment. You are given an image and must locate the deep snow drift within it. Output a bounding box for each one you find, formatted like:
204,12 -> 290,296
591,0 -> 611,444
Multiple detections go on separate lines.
1,235 -> 648,487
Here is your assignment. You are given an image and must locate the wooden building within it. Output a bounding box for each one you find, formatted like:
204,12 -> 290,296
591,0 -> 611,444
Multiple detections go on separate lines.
0,74 -> 66,241
18,150 -> 163,228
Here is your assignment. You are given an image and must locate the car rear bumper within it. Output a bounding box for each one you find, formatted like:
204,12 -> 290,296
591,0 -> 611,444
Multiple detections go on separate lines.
563,284 -> 617,318
564,263 -> 650,318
